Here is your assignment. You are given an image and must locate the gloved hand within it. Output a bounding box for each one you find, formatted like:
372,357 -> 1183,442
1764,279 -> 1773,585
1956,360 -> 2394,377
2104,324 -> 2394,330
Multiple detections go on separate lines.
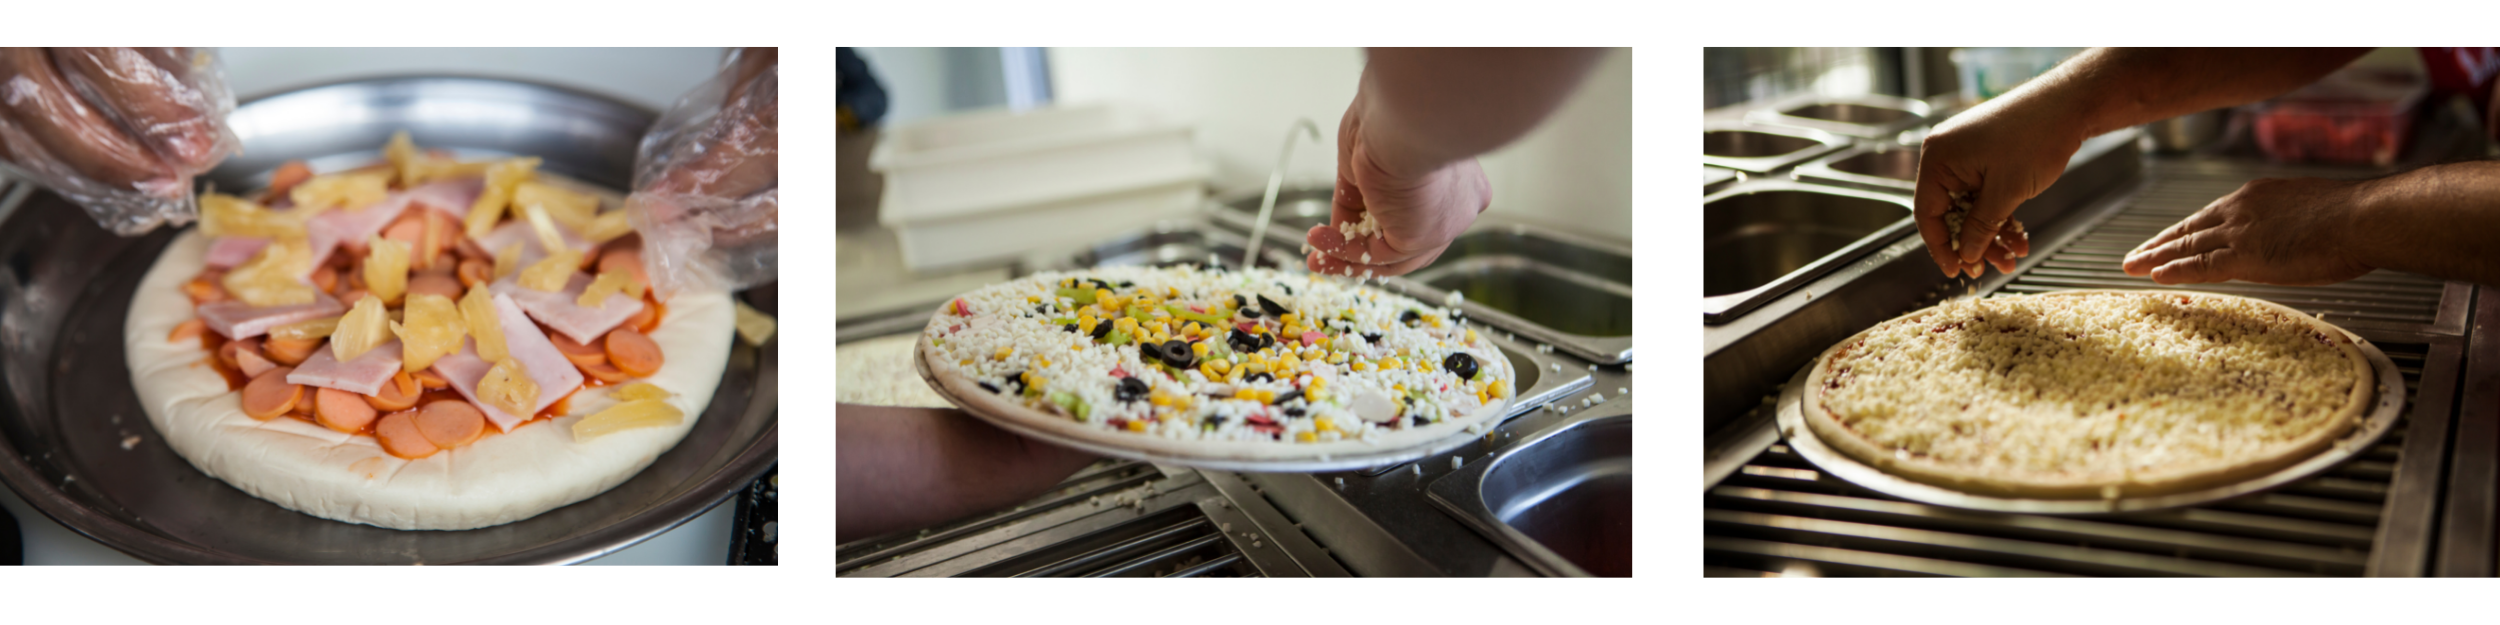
0,47 -> 238,235
1302,86 -> 1491,280
626,47 -> 777,297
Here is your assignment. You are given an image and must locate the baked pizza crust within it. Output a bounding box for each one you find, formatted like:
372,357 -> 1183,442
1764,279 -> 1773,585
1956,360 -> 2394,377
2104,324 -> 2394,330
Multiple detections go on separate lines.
1802,290 -> 2373,499
125,230 -> 737,530
917,300 -> 1512,465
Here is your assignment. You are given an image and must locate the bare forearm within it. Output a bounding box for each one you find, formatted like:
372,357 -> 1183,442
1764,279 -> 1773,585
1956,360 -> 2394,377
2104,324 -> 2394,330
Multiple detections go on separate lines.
2345,161 -> 2500,287
2031,47 -> 2370,140
836,405 -> 1098,542
1357,47 -> 1607,176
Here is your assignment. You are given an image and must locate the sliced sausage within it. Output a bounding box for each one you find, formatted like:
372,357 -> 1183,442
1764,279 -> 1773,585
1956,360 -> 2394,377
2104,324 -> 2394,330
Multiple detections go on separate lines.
184,274 -> 227,304
627,295 -> 666,334
217,336 -> 263,370
550,331 -> 607,367
263,335 -> 320,366
604,328 -> 663,377
577,359 -> 631,384
264,160 -> 314,202
414,399 -> 486,449
598,244 -> 647,286
234,348 -> 277,378
364,371 -> 420,412
239,366 -> 302,420
413,368 -> 451,390
314,387 -> 378,434
456,258 -> 493,289
374,410 -> 440,460
310,264 -> 338,292
168,317 -> 206,343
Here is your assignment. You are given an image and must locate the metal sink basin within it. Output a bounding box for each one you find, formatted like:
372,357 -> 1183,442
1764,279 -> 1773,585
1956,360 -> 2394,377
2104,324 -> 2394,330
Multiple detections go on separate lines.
1427,410 -> 1632,577
1702,124 -> 1844,174
1746,94 -> 1933,139
1390,225 -> 1633,364
1703,181 -> 1912,322
1206,187 -> 1334,241
1026,219 -> 1299,274
1796,144 -> 1919,192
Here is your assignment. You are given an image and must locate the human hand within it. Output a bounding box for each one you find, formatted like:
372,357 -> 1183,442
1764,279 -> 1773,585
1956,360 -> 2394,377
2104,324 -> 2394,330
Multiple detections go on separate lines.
1912,92 -> 2087,278
0,47 -> 236,235
1304,88 -> 1491,279
2121,177 -> 2374,286
627,47 -> 777,296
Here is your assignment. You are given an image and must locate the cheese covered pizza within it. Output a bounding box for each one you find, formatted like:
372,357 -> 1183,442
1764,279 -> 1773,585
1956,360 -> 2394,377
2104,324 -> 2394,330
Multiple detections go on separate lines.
918,265 -> 1514,463
1804,290 -> 2374,499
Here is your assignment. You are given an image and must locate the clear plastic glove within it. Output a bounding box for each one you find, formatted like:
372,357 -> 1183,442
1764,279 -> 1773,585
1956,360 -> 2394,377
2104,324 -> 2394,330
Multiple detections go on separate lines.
1302,87 -> 1491,280
0,47 -> 239,236
626,47 -> 777,297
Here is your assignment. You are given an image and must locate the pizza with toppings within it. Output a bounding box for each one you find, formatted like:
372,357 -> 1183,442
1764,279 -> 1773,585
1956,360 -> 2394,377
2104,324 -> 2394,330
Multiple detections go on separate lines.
917,265 -> 1514,464
1803,290 -> 2376,499
123,133 -> 735,530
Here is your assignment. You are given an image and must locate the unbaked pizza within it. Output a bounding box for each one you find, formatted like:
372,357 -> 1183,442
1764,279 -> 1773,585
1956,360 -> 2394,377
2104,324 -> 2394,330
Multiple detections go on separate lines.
1804,290 -> 2375,499
917,265 -> 1513,464
124,133 -> 735,531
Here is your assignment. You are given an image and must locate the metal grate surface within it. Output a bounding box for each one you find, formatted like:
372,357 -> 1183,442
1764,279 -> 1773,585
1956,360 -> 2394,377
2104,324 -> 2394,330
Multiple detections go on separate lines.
836,460 -> 1263,578
1705,344 -> 2426,577
1999,167 -> 2450,326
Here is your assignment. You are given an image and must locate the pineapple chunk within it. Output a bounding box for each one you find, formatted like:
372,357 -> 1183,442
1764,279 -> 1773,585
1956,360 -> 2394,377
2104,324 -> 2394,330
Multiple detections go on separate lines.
391,293 -> 466,373
492,242 -> 523,280
520,249 -> 582,293
572,398 -> 684,441
611,382 -> 672,402
734,300 -> 777,346
364,236 -> 410,305
331,295 -> 390,362
464,157 -> 541,239
459,287 -> 509,363
199,192 -> 306,239
514,181 -> 598,234
581,209 -> 634,244
521,203 -> 568,257
290,171 -> 391,212
270,315 -> 341,341
476,357 -> 539,418
222,238 -> 316,307
578,269 -> 643,308
383,131 -> 419,186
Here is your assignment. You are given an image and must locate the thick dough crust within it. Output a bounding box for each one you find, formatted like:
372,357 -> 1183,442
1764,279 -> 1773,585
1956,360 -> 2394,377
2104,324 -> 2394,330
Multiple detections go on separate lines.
1802,290 -> 2372,499
125,230 -> 736,530
918,301 -> 1511,465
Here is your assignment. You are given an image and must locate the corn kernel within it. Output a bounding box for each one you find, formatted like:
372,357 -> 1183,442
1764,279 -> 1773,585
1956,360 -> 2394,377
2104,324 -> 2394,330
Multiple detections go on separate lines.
1296,431 -> 1317,443
1355,362 -> 1375,372
1328,352 -> 1349,365
1151,392 -> 1172,407
1234,388 -> 1257,401
1184,321 -> 1202,336
960,359 -> 973,366
1380,357 -> 1402,371
1257,390 -> 1276,404
1127,420 -> 1148,432
1316,417 -> 1335,433
1210,359 -> 1232,374
1280,313 -> 1298,326
1027,295 -> 1041,303
1094,288 -> 1114,304
1491,380 -> 1510,399
1037,356 -> 1051,368
1192,342 -> 1210,356
1477,388 -> 1490,404
1150,320 -> 1170,335
1168,286 -> 1180,298
1227,366 -> 1246,383
1310,378 -> 1327,391
1310,389 -> 1328,403
1245,361 -> 1268,373
995,346 -> 1014,360
1198,363 -> 1219,379
1081,317 -> 1099,334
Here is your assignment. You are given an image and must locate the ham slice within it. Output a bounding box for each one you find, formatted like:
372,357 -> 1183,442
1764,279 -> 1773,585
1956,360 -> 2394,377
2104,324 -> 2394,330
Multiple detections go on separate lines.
300,190 -> 416,274
474,219 -> 595,268
196,293 -> 345,339
286,340 -> 404,395
408,178 -> 484,220
205,237 -> 269,268
488,274 -> 643,344
426,292 -> 584,432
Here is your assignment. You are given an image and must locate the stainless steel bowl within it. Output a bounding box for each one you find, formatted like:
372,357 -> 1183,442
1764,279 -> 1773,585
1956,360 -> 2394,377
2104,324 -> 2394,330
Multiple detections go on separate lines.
1701,123 -> 1847,174
1426,409 -> 1631,577
0,76 -> 777,564
1702,180 -> 1913,322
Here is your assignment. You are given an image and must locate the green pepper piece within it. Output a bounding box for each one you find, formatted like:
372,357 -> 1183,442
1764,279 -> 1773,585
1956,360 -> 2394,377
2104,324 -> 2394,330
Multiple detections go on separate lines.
1056,287 -> 1097,305
1166,304 -> 1227,327
1108,330 -> 1133,346
1048,391 -> 1078,416
1127,305 -> 1153,322
1051,317 -> 1076,326
1072,397 -> 1091,420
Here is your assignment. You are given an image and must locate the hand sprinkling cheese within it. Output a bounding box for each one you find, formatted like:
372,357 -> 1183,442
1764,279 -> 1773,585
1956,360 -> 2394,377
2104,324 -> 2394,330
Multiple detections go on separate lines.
459,286 -> 510,362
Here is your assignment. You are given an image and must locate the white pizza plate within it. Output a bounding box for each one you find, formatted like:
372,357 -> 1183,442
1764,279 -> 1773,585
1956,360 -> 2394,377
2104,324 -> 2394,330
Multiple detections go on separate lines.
1773,311 -> 2408,516
914,332 -> 1511,474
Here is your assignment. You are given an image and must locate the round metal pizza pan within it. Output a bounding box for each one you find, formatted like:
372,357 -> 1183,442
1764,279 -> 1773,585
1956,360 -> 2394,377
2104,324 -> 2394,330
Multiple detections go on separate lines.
1773,312 -> 2406,516
0,76 -> 777,564
914,325 -> 1507,474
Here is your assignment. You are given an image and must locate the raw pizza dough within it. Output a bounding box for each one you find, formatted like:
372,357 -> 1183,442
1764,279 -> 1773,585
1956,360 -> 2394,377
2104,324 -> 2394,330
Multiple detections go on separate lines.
917,266 -> 1512,466
124,229 -> 736,530
1803,290 -> 2374,499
